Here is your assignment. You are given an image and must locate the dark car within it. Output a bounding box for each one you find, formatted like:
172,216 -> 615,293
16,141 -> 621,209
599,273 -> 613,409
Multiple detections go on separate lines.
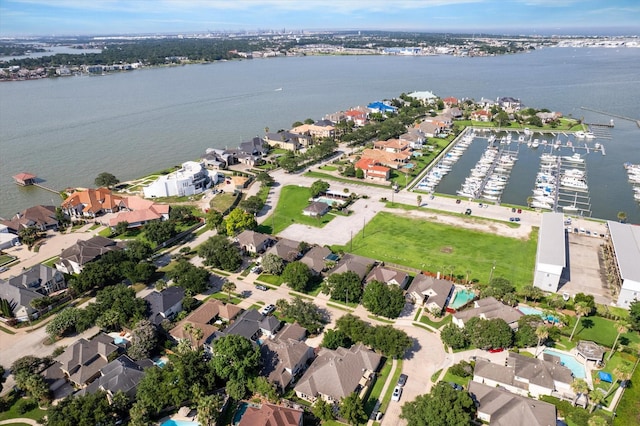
456,199 -> 462,204
255,284 -> 268,291
397,374 -> 408,387
464,208 -> 472,215
449,382 -> 463,391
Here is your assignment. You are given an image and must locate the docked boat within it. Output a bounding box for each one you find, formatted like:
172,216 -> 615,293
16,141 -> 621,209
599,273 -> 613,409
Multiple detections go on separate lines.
524,128 -> 533,136
563,168 -> 585,178
562,153 -> 584,163
531,201 -> 553,209
585,132 -> 595,139
560,177 -> 588,190
531,139 -> 540,148
575,131 -> 586,138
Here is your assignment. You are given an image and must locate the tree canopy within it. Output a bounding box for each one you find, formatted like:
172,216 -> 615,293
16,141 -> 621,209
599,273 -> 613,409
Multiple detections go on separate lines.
223,207 -> 257,236
335,314 -> 412,358
310,180 -> 330,198
166,259 -> 211,293
94,172 -> 120,188
362,281 -> 406,318
281,261 -> 312,292
400,382 -> 476,426
325,271 -> 363,303
276,296 -> 327,335
197,235 -> 242,271
210,335 -> 260,382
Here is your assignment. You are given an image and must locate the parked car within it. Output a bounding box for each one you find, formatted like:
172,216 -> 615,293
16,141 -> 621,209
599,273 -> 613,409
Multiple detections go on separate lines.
488,347 -> 504,353
397,374 -> 408,387
449,382 -> 463,391
0,266 -> 8,273
255,284 -> 268,291
456,199 -> 461,204
464,208 -> 472,215
260,304 -> 276,315
509,217 -> 520,222
251,266 -> 262,274
391,386 -> 402,402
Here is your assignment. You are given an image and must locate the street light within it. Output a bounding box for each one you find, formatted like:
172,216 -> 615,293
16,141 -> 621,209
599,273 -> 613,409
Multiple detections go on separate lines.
488,260 -> 496,284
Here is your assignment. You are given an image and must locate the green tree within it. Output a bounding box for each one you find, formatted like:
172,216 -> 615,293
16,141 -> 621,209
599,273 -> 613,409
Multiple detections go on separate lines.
321,328 -> 352,350
400,382 -> 476,426
339,392 -> 367,425
226,378 -> 247,400
94,172 -> 120,187
169,205 -> 197,225
617,211 -> 628,223
569,302 -> 591,341
205,209 -> 224,230
312,398 -> 335,421
46,307 -> 81,339
18,226 -> 44,249
262,253 -> 285,275
126,240 -> 154,262
571,378 -> 589,396
362,281 -> 406,318
256,171 -> 274,186
114,221 -> 129,236
167,259 -> 210,293
355,168 -> 364,179
221,280 -> 236,303
248,376 -> 278,403
277,296 -> 327,335
144,220 -> 176,245
310,180 -> 330,197
629,300 -> 640,331
239,195 -> 264,216
210,335 -> 260,381
535,325 -> 549,356
224,207 -> 257,236
326,271 -> 363,303
440,324 -> 469,350
0,365 -> 5,393
47,391 -> 115,426
281,261 -> 312,292
466,317 -> 513,350
197,235 -> 242,271
197,393 -> 224,426
128,319 -> 158,360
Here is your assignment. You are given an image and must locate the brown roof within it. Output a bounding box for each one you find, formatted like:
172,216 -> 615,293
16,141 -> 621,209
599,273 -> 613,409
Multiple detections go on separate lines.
299,246 -> 331,275
329,253 -> 376,280
61,187 -> 122,215
58,236 -> 123,267
453,297 -> 522,326
238,403 -> 303,426
361,148 -> 411,168
265,238 -> 300,262
261,338 -> 313,390
1,205 -> 58,232
55,333 -> 118,386
406,274 -> 454,310
365,265 -> 409,288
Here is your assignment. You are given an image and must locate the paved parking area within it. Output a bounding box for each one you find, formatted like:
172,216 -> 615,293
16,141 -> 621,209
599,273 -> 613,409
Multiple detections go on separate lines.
561,232 -> 611,305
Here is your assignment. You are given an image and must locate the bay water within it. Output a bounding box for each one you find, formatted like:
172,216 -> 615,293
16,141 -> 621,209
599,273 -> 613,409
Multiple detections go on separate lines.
1,47 -> 639,222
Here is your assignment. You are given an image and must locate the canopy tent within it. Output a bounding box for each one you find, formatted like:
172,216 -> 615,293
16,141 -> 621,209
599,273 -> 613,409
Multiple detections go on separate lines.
598,371 -> 613,383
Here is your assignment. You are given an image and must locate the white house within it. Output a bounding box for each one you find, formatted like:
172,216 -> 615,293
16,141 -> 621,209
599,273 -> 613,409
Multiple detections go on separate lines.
143,161 -> 214,198
608,220 -> 640,309
533,212 -> 566,292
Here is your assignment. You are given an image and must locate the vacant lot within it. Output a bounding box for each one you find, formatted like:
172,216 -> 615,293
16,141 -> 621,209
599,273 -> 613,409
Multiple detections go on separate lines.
335,212 -> 537,287
265,185 -> 335,234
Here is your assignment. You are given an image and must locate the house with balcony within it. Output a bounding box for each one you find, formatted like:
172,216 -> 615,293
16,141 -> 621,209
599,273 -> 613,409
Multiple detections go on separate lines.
1,205 -> 59,233
143,161 -> 212,198
61,188 -> 123,219
56,236 -> 125,275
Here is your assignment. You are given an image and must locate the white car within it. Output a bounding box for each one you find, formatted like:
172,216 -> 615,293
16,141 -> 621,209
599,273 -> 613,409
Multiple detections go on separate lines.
391,386 -> 402,402
260,304 -> 276,316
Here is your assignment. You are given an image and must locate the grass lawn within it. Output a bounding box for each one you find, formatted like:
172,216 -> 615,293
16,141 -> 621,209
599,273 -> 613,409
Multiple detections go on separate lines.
326,302 -> 354,312
0,394 -> 46,422
378,359 -> 403,414
591,352 -> 636,406
206,292 -> 243,305
319,165 -> 338,171
265,185 -> 335,234
364,358 -> 391,415
442,370 -> 471,389
563,315 -> 640,349
614,360 -> 640,425
334,212 -> 536,288
419,314 -> 452,329
209,193 -> 238,213
256,274 -> 283,286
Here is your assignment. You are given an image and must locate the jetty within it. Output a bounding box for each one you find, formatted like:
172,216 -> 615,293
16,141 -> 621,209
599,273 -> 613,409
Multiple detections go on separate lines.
580,106 -> 640,128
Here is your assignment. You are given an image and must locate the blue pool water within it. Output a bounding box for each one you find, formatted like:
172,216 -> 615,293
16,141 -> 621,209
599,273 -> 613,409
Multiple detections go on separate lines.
113,337 -> 128,345
154,358 -> 167,368
402,163 -> 415,169
314,196 -> 344,206
518,306 -> 560,323
543,349 -> 586,379
449,288 -> 476,309
160,420 -> 199,426
233,402 -> 249,425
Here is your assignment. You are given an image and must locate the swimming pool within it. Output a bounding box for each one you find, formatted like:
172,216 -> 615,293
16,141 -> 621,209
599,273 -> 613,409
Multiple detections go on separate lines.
543,349 -> 586,379
314,196 -> 344,206
518,306 -> 560,323
160,419 -> 200,426
448,288 -> 476,310
113,336 -> 128,345
233,402 -> 249,425
153,357 -> 167,368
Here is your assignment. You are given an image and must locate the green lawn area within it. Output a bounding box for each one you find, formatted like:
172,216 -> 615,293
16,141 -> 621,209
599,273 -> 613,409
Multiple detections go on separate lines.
364,358 -> 391,415
562,315 -> 640,349
264,185 -> 335,234
614,359 -> 640,425
334,212 -> 537,288
206,292 -> 243,305
591,352 -> 636,406
0,394 -> 46,423
256,273 -> 283,286
319,165 -> 338,171
419,314 -> 452,329
209,192 -> 238,213
378,360 -> 403,414
0,254 -> 16,265
442,369 -> 471,389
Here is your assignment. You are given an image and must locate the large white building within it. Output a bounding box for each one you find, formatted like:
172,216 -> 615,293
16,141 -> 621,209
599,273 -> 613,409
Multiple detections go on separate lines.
608,221 -> 640,309
143,161 -> 214,198
533,212 -> 566,292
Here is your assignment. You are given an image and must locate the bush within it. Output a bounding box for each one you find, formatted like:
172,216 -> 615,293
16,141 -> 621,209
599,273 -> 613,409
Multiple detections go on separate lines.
15,397 -> 37,414
449,360 -> 473,378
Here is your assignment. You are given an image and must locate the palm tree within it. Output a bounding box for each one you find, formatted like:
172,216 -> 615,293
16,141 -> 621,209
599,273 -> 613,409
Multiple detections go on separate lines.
183,322 -> 194,348
571,378 -> 589,398
569,302 -> 591,341
608,320 -> 630,361
535,325 -> 549,356
588,389 -> 605,413
617,211 -> 627,223
606,365 -> 632,397
221,280 -> 236,303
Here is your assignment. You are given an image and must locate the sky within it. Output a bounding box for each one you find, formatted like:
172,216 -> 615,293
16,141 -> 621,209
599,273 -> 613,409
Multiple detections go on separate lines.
0,0 -> 638,37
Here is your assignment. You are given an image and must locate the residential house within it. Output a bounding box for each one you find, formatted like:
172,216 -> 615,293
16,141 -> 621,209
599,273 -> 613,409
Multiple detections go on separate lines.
303,201 -> 331,218
448,107 -> 464,119
0,224 -> 19,250
56,236 -> 125,275
452,297 -> 523,330
408,91 -> 438,104
235,230 -> 274,254
144,286 -> 185,326
399,130 -> 425,150
79,355 -> 153,401
170,299 -> 242,349
416,121 -> 444,138
365,265 -> 409,289
373,139 -> 410,153
536,111 -> 562,124
468,381 -> 557,426
202,148 -> 238,169
294,343 -> 381,403
236,136 -> 269,166
442,96 -> 459,107
354,158 -> 391,182
143,161 -> 212,198
406,274 -> 454,314
328,253 -> 376,281
367,101 -> 398,115
1,205 -> 59,233
360,148 -> 411,169
498,96 -> 522,111
471,109 -> 492,122
105,196 -> 170,229
0,264 -> 64,321
217,309 -> 280,342
260,336 -> 314,392
344,108 -> 368,126
473,352 -> 575,399
277,322 -> 308,342
265,238 -> 301,263
299,245 -> 332,276
54,333 -> 119,388
324,111 -> 347,124
238,403 -> 303,426
264,131 -> 305,151
61,188 -> 123,219
290,122 -> 335,141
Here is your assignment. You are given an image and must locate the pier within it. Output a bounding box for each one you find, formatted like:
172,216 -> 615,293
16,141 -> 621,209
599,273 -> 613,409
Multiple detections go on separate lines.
33,183 -> 61,195
12,172 -> 60,194
580,106 -> 640,128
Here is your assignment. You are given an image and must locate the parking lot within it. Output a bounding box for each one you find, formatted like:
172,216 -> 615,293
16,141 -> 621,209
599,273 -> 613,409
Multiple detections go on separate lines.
561,232 -> 611,305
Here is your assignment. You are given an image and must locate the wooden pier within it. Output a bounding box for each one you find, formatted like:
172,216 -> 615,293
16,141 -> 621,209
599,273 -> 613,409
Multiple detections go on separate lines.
580,106 -> 640,128
13,172 -> 60,194
33,183 -> 61,194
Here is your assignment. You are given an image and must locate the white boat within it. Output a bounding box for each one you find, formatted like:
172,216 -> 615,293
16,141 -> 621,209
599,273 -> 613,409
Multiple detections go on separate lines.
524,128 -> 533,136
575,131 -> 586,138
562,204 -> 579,212
594,142 -> 601,150
531,201 -> 553,209
563,168 -> 585,178
561,177 -> 588,190
562,153 -> 584,163
585,132 -> 595,139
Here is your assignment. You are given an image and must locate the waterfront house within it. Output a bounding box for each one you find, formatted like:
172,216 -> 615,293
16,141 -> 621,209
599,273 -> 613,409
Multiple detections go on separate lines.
498,96 -> 522,111
238,403 -> 303,426
264,131 -> 306,151
56,236 -> 125,275
12,172 -> 37,186
471,109 -> 492,122
143,161 -> 212,198
235,230 -> 274,254
416,121 -> 444,138
365,265 -> 409,289
360,148 -> 411,169
468,381 -> 557,426
344,108 -> 369,126
354,158 -> 391,182
1,205 -> 59,233
452,297 -> 523,330
473,352 -> 575,399
0,265 -> 64,321
399,130 -> 425,150
294,343 -> 381,403
406,274 -> 454,313
367,101 -> 398,115
144,286 -> 185,326
202,148 -> 238,169
443,96 -> 459,107
0,224 -> 19,250
289,122 -> 335,141
105,196 -> 170,229
373,139 -> 410,153
61,188 -> 123,219
408,91 -> 438,104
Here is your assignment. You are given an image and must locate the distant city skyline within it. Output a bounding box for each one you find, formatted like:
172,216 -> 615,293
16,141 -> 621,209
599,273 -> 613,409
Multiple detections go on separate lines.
0,0 -> 638,37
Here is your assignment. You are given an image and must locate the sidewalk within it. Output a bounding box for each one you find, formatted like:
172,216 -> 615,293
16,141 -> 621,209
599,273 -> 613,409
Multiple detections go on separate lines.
367,358 -> 398,425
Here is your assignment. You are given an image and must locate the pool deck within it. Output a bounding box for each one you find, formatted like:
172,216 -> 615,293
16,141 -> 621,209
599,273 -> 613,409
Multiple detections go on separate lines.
538,347 -> 594,389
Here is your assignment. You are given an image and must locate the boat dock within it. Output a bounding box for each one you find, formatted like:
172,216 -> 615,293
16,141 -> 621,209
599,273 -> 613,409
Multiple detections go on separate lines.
580,106 -> 640,128
33,183 -> 61,194
12,172 -> 60,194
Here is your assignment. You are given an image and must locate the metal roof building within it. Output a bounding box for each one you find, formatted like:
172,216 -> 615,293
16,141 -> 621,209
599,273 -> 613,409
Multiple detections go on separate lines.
607,221 -> 640,309
533,212 -> 567,292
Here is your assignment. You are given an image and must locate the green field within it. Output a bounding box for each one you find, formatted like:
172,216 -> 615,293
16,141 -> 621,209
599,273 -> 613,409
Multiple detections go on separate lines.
334,212 -> 537,288
564,315 -> 640,349
263,185 -> 335,234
